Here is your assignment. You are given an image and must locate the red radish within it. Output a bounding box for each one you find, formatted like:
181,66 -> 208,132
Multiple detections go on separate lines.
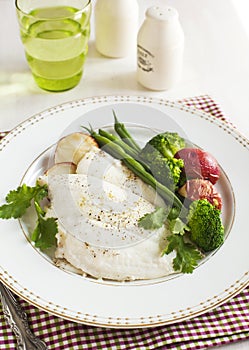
174,148 -> 220,184
178,179 -> 222,210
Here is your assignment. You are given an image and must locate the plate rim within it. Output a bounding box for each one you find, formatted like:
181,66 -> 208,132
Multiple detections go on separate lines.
1,269 -> 248,329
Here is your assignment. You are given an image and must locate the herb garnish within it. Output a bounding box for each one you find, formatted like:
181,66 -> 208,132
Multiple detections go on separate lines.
138,207 -> 202,273
0,183 -> 57,250
138,207 -> 168,230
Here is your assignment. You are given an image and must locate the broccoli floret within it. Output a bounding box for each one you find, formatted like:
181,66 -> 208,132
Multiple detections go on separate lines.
139,132 -> 185,189
187,199 -> 224,252
149,132 -> 185,158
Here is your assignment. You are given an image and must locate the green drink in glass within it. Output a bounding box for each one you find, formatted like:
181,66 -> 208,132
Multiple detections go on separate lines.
15,0 -> 91,92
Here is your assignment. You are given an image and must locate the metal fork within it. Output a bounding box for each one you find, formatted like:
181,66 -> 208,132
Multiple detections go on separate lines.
0,282 -> 48,350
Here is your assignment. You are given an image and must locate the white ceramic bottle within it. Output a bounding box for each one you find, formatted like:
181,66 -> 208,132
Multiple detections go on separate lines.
137,6 -> 184,91
94,0 -> 139,58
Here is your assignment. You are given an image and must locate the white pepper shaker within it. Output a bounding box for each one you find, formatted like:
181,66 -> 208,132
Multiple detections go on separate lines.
137,6 -> 184,90
94,0 -> 139,58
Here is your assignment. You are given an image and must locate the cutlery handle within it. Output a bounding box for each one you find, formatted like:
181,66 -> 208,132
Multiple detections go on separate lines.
0,282 -> 48,350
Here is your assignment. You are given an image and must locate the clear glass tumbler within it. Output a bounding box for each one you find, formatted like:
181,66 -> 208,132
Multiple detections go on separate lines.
15,0 -> 91,92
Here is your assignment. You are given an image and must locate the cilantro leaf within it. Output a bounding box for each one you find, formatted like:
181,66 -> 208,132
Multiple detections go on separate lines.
0,183 -> 58,250
168,218 -> 190,235
163,234 -> 202,273
138,207 -> 202,274
30,201 -> 58,250
138,207 -> 168,229
0,184 -> 48,219
34,185 -> 48,203
32,215 -> 58,250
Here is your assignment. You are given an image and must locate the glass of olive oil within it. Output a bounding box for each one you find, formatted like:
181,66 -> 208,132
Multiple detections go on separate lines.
15,0 -> 91,92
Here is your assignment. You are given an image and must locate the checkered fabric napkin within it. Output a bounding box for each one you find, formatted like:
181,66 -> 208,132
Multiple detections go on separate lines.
0,95 -> 249,349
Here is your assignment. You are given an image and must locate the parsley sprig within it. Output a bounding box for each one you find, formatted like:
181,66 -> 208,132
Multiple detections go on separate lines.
138,208 -> 202,273
137,207 -> 169,230
162,235 -> 202,273
0,183 -> 57,250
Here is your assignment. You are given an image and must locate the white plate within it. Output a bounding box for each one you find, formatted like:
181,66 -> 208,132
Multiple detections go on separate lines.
0,95 -> 248,328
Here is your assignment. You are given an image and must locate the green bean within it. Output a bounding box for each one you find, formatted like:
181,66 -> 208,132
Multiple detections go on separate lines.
113,110 -> 141,152
99,128 -> 152,173
99,129 -> 139,158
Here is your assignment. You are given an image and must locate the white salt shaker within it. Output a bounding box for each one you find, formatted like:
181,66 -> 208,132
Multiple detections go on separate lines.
94,0 -> 139,58
137,6 -> 184,90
